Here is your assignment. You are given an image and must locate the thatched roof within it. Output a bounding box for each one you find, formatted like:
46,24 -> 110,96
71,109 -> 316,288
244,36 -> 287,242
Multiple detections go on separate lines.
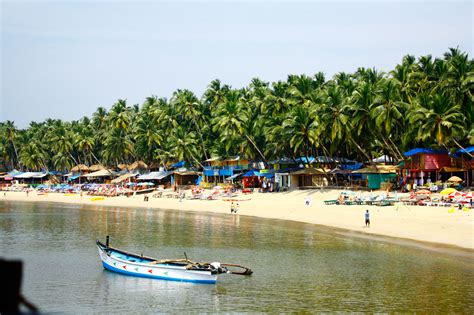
128,161 -> 148,171
89,164 -> 106,172
71,164 -> 89,172
117,163 -> 128,170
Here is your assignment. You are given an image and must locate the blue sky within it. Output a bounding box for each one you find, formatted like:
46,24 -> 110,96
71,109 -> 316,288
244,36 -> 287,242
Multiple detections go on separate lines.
1,0 -> 472,128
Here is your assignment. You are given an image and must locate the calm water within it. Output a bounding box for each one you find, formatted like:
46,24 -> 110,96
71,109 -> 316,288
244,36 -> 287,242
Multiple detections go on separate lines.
1,201 -> 473,313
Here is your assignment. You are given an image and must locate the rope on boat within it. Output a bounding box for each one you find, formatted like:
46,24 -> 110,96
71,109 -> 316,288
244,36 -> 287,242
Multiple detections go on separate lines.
149,259 -> 253,275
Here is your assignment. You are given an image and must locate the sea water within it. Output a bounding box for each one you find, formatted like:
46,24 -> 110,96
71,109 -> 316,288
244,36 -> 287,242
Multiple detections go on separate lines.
0,201 -> 473,313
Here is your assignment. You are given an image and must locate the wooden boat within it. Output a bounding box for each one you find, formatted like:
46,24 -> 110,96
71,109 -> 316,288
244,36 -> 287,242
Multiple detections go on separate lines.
97,236 -> 252,284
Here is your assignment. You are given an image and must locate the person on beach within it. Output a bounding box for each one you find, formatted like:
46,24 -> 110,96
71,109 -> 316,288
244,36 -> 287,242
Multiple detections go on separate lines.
26,190 -> 29,197
365,210 -> 370,227
230,202 -> 235,213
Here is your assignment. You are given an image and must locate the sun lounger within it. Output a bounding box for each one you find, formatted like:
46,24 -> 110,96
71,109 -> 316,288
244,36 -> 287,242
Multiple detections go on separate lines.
324,200 -> 338,205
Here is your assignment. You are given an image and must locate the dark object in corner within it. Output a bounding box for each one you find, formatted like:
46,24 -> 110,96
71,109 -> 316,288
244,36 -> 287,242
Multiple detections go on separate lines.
0,258 -> 38,314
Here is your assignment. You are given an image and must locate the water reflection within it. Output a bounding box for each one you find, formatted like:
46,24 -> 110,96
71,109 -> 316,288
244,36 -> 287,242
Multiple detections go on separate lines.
0,201 -> 473,313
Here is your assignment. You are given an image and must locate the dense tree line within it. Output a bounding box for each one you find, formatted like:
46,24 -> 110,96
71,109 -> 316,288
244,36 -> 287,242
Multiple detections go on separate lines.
1,48 -> 473,171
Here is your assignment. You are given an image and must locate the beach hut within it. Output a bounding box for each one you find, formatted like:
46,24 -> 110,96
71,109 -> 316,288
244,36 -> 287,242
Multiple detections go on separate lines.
137,171 -> 173,187
401,148 -> 451,188
290,167 -> 328,188
352,166 -> 398,190
83,169 -> 116,183
173,170 -> 201,187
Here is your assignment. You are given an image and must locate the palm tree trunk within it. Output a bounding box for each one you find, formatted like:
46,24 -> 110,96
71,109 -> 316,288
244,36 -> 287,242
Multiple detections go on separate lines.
245,135 -> 267,166
348,134 -> 377,167
380,135 -> 403,161
452,138 -> 474,158
386,135 -> 404,161
193,119 -> 208,160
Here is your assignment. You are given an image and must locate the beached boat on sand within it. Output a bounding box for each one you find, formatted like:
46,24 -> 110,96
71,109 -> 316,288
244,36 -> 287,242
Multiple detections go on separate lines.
97,236 -> 252,284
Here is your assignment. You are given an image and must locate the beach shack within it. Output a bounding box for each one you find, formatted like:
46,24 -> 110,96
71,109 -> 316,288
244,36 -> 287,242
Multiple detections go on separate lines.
351,165 -> 398,190
289,167 -> 329,189
173,170 -> 201,187
400,148 -> 452,188
202,156 -> 248,186
83,169 -> 117,183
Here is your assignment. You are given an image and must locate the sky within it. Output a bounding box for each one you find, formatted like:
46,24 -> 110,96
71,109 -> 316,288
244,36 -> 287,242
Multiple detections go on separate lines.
1,0 -> 472,128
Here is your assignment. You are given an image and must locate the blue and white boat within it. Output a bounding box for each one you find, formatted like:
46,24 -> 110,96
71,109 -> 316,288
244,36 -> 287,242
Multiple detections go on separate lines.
97,237 -> 252,284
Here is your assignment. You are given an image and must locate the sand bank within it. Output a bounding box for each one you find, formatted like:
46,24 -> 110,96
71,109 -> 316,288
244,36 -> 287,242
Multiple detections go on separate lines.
2,190 -> 473,250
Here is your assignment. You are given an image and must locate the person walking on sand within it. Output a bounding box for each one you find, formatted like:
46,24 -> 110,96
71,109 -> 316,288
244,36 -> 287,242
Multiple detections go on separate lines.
365,210 -> 370,227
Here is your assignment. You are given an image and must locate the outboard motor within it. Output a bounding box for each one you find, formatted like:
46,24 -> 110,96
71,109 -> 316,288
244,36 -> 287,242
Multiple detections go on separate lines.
210,262 -> 228,274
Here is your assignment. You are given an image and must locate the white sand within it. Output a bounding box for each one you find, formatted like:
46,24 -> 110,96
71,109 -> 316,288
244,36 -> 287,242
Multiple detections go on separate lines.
2,189 -> 473,250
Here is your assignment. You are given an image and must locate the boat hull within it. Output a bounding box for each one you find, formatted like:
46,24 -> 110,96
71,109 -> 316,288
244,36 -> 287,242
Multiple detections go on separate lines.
98,246 -> 217,284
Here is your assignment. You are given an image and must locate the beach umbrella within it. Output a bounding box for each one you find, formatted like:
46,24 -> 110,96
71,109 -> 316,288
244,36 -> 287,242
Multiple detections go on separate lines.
464,192 -> 473,199
440,188 -> 457,195
71,164 -> 89,172
448,191 -> 463,198
447,176 -> 463,182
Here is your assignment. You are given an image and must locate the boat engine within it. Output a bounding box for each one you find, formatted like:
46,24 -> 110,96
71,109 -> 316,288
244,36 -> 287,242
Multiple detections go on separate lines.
210,262 -> 228,274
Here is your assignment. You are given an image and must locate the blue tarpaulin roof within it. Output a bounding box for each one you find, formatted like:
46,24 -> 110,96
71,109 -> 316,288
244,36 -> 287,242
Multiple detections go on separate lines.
243,170 -> 261,177
341,163 -> 363,170
403,148 -> 447,157
457,146 -> 474,154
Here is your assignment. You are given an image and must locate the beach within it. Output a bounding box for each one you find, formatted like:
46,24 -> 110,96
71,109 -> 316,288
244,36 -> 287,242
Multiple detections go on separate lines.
2,189 -> 473,250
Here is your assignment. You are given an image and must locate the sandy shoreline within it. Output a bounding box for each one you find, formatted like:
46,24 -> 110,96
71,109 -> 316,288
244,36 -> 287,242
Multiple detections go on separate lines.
2,189 -> 473,251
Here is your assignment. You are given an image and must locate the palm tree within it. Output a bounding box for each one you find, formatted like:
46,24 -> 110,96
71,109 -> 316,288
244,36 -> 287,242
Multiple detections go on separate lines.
409,93 -> 465,146
280,105 -> 320,165
171,89 -> 209,159
19,141 -> 48,171
168,126 -> 203,167
3,121 -> 20,168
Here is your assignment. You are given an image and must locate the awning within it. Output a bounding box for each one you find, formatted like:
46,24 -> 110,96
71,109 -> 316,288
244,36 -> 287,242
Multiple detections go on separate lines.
111,173 -> 138,183
137,171 -> 173,180
242,170 -> 261,177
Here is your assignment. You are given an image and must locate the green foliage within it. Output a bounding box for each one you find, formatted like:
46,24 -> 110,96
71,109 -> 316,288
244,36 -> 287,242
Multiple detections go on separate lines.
1,48 -> 472,171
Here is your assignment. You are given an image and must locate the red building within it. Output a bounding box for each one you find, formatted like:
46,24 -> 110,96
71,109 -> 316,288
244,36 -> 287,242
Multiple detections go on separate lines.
401,148 -> 452,187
